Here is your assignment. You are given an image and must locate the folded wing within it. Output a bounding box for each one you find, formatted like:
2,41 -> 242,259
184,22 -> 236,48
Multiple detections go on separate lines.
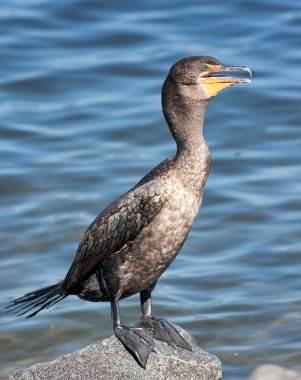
63,185 -> 166,292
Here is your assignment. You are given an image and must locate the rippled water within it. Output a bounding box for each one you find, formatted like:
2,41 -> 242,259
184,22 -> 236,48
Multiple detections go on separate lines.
1,1 -> 301,379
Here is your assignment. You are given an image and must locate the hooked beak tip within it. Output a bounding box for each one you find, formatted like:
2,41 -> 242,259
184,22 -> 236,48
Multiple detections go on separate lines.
245,67 -> 252,77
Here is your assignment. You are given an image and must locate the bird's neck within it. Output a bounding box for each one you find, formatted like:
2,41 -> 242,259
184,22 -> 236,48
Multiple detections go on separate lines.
162,77 -> 210,159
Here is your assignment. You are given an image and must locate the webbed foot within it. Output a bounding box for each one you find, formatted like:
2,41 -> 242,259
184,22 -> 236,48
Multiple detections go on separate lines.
136,317 -> 191,351
114,324 -> 155,368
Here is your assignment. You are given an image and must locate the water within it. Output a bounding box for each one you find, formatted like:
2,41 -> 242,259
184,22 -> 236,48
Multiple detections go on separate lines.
1,0 -> 301,378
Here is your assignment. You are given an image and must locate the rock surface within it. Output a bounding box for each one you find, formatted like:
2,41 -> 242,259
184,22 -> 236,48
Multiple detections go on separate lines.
250,364 -> 301,380
7,324 -> 222,380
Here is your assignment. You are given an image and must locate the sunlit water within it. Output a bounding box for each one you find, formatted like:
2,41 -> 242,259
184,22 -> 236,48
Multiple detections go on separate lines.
1,1 -> 301,379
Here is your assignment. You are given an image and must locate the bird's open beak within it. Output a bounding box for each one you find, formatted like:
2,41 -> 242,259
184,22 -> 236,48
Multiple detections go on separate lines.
199,65 -> 252,97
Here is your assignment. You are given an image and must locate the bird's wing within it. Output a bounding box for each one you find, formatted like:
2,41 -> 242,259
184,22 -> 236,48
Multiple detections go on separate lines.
63,185 -> 166,292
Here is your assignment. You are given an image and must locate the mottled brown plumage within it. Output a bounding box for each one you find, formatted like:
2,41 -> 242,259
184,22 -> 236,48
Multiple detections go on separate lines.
6,56 -> 251,368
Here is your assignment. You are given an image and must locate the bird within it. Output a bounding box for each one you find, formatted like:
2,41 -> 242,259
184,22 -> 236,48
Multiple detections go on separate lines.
6,56 -> 251,368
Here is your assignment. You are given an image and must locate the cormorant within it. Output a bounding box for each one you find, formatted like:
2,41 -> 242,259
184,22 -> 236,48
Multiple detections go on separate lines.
6,56 -> 251,368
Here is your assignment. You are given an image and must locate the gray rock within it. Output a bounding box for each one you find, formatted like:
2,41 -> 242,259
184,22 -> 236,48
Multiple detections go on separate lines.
250,364 -> 301,380
7,324 -> 222,380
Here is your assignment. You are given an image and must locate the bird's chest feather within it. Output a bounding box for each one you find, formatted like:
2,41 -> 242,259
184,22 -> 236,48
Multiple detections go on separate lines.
112,184 -> 202,298
152,185 -> 202,255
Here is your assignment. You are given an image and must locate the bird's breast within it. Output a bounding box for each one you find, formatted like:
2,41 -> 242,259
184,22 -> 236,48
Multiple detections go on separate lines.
114,182 -> 203,299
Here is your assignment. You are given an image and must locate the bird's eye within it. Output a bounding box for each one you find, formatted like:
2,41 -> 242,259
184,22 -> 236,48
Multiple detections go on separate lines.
201,64 -> 209,71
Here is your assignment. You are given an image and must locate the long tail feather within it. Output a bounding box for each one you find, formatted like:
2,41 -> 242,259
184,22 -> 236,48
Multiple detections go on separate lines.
5,282 -> 67,318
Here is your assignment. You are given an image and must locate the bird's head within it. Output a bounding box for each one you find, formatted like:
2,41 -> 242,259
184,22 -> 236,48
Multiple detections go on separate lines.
167,56 -> 252,100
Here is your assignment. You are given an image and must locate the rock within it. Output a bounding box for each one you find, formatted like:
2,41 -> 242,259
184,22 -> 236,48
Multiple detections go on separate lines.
250,364 -> 301,380
7,324 -> 222,380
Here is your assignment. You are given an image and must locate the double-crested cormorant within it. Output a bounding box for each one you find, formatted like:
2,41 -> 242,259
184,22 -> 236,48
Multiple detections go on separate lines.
6,56 -> 251,368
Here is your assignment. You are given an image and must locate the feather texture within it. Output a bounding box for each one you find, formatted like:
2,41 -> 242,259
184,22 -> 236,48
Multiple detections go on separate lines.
63,182 -> 167,292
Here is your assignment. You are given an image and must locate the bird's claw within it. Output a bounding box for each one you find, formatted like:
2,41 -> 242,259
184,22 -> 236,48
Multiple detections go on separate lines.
114,324 -> 155,368
136,317 -> 192,351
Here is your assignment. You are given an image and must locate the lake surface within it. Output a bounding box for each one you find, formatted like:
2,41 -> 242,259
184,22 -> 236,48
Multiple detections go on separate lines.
1,0 -> 301,378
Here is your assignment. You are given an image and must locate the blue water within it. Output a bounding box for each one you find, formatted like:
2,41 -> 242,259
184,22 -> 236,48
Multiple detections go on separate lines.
1,1 -> 301,378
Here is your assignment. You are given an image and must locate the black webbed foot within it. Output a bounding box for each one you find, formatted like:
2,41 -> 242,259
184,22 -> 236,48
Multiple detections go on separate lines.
137,317 -> 191,351
114,324 -> 155,368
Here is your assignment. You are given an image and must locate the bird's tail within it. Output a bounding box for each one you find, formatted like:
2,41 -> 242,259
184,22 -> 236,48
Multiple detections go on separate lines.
5,282 -> 67,318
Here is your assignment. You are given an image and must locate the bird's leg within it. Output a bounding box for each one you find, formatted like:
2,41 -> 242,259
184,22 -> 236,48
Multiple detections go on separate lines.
140,288 -> 152,320
111,299 -> 154,368
136,289 -> 192,351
